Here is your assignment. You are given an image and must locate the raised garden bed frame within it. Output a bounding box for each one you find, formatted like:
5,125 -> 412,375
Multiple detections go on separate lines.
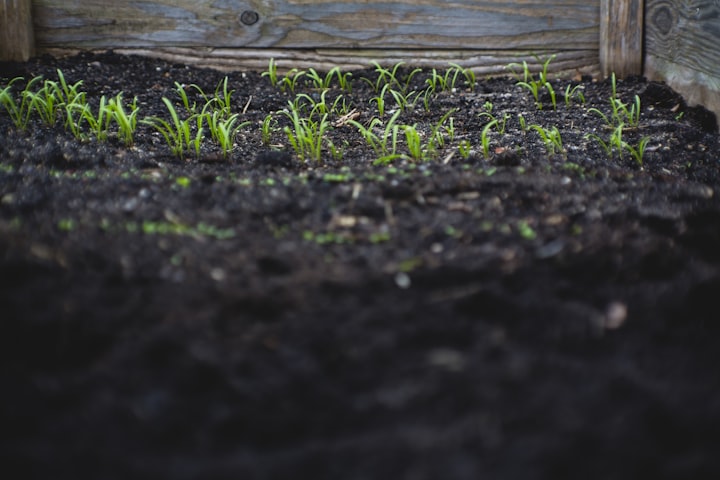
1,0 -> 718,123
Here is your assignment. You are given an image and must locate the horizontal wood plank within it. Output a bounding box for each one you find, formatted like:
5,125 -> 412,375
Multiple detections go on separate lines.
645,0 -> 720,123
33,0 -> 599,50
38,47 -> 601,78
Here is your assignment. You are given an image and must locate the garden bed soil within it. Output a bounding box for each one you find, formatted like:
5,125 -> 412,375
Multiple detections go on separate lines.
2,51 -> 720,479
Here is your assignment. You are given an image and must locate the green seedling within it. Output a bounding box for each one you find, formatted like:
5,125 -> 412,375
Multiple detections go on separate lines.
330,67 -> 353,92
292,91 -> 348,119
507,54 -> 556,110
207,111 -> 250,158
282,104 -> 332,163
590,95 -> 641,128
587,121 -> 650,165
389,87 -> 422,112
445,116 -> 456,143
106,93 -> 139,146
306,67 -> 353,92
586,122 -> 624,158
142,97 -> 204,158
402,124 -> 424,161
564,83 -> 586,106
75,95 -> 112,142
589,73 -> 642,128
63,102 -> 88,140
425,65 -> 470,94
448,63 -> 476,91
174,81 -> 204,115
370,84 -> 389,116
421,87 -> 437,112
327,139 -> 344,161
480,120 -> 498,159
364,61 -> 421,95
545,81 -> 557,110
530,124 -> 564,157
425,68 -> 447,93
174,78 -> 234,120
261,113 -> 278,146
210,76 -> 234,118
479,102 -> 510,135
458,140 -> 472,159
54,70 -> 85,105
175,176 -> 191,188
517,114 -> 528,132
516,220 -> 537,240
25,79 -> 63,125
280,68 -> 306,94
623,136 -> 650,165
28,69 -> 88,127
262,58 -> 280,87
348,110 -> 402,164
428,108 -> 457,151
370,83 -> 419,115
0,78 -> 21,124
399,109 -> 455,162
0,76 -> 42,130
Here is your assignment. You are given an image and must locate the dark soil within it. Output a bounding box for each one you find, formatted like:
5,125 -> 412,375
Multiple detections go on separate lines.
2,51 -> 720,479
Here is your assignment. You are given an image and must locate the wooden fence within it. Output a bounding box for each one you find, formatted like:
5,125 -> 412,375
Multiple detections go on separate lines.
1,0 -> 718,122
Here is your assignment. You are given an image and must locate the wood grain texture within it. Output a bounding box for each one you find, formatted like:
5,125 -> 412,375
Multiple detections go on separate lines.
599,0 -> 644,78
645,0 -> 720,122
33,0 -> 599,50
0,0 -> 35,61
39,47 -> 601,78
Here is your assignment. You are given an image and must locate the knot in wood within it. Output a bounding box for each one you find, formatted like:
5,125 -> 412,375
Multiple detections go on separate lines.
240,10 -> 259,26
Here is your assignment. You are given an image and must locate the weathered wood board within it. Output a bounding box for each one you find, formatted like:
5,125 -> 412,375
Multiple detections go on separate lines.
37,46 -> 599,78
29,0 -> 601,75
645,0 -> 720,123
0,0 -> 34,61
33,1 -> 599,50
600,0 -> 644,78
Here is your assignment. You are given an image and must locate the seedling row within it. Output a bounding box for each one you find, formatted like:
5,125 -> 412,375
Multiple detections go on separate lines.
1,57 -> 654,166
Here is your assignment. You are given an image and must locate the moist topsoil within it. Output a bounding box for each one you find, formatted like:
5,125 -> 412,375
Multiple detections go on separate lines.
1,51 -> 720,479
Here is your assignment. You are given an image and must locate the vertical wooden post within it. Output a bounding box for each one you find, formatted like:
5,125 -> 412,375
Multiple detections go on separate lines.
0,0 -> 35,61
600,0 -> 644,78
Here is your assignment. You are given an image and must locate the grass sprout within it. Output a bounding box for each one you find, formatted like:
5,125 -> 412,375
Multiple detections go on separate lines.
280,69 -> 306,94
262,58 -> 279,87
26,79 -> 63,125
0,76 -> 41,130
428,108 -> 456,151
403,124 -> 424,161
589,73 -> 642,128
458,140 -> 471,159
306,67 -> 353,92
142,97 -> 203,159
349,110 -> 402,164
586,123 -> 650,165
282,104 -> 332,163
479,102 -> 510,135
107,93 -> 139,146
530,124 -> 564,157
564,84 -> 586,106
623,136 -> 650,165
507,54 -> 557,110
207,111 -> 250,158
75,95 -> 111,142
261,113 -> 278,146
364,61 -> 421,95
480,120 -> 498,159
448,63 -> 476,91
